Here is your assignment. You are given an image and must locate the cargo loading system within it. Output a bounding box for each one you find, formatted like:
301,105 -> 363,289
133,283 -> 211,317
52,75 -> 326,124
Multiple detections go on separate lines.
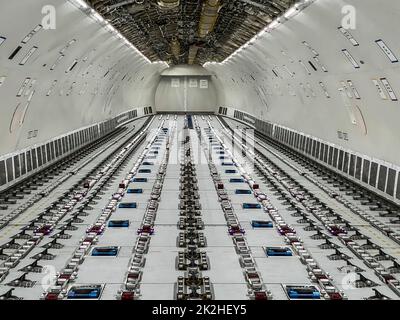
1,0 -> 400,305
1,115 -> 399,300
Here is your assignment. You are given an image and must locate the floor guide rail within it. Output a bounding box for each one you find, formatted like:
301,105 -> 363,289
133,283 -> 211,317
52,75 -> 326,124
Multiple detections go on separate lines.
0,114 -> 399,300
117,121 -> 174,300
175,119 -> 212,300
221,114 -> 400,245
0,125 -> 135,230
194,117 -> 271,300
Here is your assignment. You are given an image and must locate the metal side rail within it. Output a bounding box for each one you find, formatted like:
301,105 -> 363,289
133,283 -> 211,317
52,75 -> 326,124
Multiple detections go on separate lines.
239,120 -> 400,245
216,117 -> 400,299
0,121 -> 150,231
0,118 -> 154,288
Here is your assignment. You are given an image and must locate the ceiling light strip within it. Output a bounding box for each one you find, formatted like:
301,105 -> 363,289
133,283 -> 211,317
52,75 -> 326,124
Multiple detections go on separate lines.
205,0 -> 316,66
68,0 -> 155,64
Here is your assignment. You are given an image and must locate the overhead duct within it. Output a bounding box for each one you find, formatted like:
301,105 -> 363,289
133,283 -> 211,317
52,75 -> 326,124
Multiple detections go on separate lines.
198,0 -> 221,38
86,0 -> 302,65
170,36 -> 181,60
188,45 -> 199,64
157,0 -> 180,9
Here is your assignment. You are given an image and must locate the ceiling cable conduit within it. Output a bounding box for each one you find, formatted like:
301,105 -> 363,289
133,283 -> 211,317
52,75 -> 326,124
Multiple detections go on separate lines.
188,45 -> 200,64
198,0 -> 221,38
85,0 -> 301,64
170,36 -> 181,60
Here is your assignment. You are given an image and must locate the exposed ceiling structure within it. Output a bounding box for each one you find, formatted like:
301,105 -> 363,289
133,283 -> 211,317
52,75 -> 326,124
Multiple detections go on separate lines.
86,0 -> 299,65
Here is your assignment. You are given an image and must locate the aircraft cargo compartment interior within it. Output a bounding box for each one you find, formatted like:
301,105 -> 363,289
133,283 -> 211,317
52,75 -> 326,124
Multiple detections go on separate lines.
0,0 -> 400,304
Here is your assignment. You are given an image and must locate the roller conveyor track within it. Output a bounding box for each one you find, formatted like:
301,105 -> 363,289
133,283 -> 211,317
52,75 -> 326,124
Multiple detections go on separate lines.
221,116 -> 400,244
1,114 -> 399,300
220,116 -> 400,254
214,116 -> 400,299
0,119 -> 149,230
0,116 -> 157,299
0,119 -> 151,245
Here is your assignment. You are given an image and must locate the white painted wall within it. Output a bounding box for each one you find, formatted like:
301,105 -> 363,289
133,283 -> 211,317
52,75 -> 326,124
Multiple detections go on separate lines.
155,65 -> 217,112
155,76 -> 217,112
0,0 -> 165,157
205,0 -> 400,166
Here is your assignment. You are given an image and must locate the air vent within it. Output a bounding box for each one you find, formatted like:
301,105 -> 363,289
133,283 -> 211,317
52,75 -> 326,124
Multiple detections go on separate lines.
342,49 -> 360,68
380,78 -> 398,101
66,59 -> 78,73
308,61 -> 317,71
22,24 -> 43,44
9,46 -> 22,60
375,39 -> 398,63
50,54 -> 64,70
19,46 -> 38,66
338,27 -> 359,46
